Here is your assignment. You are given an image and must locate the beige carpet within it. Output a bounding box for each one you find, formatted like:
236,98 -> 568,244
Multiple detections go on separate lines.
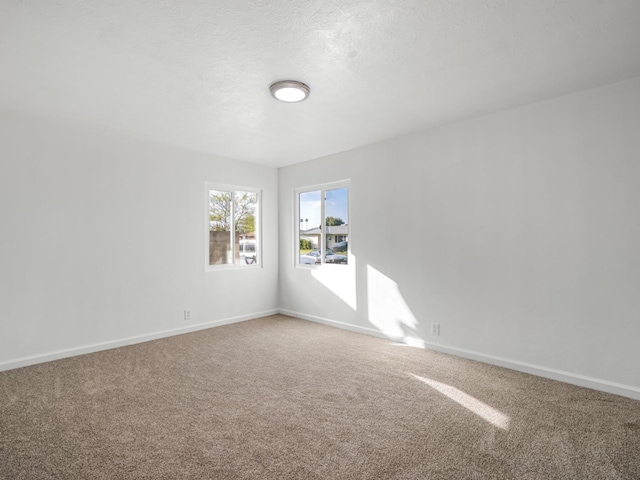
1,314 -> 639,479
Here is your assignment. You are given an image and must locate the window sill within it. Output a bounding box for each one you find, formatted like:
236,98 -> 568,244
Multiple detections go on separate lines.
206,263 -> 261,272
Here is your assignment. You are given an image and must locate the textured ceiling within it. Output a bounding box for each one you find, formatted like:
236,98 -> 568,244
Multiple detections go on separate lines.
1,1 -> 640,167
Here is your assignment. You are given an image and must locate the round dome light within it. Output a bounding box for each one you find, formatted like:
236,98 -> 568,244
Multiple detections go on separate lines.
270,80 -> 310,103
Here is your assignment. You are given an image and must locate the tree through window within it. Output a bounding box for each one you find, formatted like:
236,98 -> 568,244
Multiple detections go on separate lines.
206,184 -> 260,268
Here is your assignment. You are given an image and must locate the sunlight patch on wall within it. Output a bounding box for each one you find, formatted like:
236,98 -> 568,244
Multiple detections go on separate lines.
311,254 -> 357,310
411,374 -> 510,430
366,265 -> 421,344
389,338 -> 426,348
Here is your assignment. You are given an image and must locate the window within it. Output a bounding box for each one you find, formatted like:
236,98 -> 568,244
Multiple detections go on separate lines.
206,183 -> 260,270
296,181 -> 349,266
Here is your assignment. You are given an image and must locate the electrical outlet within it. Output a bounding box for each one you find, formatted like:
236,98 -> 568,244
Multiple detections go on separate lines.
184,309 -> 192,321
431,323 -> 440,336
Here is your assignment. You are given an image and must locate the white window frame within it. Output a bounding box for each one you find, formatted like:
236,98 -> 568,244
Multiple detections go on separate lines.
205,182 -> 262,272
294,179 -> 350,268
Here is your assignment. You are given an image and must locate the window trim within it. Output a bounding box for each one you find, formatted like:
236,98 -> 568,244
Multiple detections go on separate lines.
205,182 -> 262,272
294,179 -> 350,268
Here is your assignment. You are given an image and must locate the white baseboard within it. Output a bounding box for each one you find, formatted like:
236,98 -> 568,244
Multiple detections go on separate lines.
5,307 -> 639,402
279,309 -> 640,401
279,309 -> 396,339
0,309 -> 279,372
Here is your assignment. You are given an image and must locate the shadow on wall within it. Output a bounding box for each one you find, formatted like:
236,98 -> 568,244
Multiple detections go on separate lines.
304,259 -> 516,431
303,259 -> 426,346
310,254 -> 357,311
366,265 -> 425,347
305,260 -> 512,431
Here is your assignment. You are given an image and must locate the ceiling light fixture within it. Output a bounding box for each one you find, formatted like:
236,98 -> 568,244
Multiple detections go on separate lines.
270,80 -> 310,103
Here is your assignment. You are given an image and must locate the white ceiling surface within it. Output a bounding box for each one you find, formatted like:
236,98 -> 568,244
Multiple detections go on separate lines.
1,1 -> 640,168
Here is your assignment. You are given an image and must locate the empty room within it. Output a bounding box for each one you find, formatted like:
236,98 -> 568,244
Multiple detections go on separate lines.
1,1 -> 639,479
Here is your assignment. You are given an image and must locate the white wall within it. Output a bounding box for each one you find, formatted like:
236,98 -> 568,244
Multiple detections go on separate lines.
0,111 -> 279,368
3,78 -> 639,398
279,77 -> 640,397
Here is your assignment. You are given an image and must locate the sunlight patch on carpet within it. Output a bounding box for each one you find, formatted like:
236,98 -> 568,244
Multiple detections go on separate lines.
411,373 -> 510,430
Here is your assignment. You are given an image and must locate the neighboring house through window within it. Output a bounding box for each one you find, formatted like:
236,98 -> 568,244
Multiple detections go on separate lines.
296,181 -> 349,266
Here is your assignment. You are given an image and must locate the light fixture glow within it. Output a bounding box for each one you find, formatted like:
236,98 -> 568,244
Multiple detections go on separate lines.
270,80 -> 310,103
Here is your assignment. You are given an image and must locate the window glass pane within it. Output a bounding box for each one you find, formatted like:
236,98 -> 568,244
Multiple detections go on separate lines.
235,191 -> 258,265
299,190 -> 321,265
206,185 -> 260,270
209,190 -> 232,265
325,187 -> 348,265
